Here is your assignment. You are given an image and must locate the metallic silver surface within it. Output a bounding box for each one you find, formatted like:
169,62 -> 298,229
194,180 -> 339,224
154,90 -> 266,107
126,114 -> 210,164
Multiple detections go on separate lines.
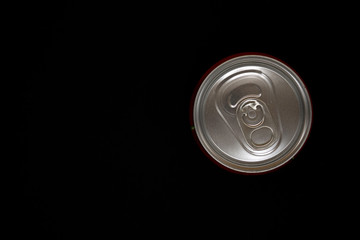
193,55 -> 312,173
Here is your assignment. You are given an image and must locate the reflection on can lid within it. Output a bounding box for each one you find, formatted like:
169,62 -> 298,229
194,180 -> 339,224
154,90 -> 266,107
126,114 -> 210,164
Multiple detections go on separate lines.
192,54 -> 312,174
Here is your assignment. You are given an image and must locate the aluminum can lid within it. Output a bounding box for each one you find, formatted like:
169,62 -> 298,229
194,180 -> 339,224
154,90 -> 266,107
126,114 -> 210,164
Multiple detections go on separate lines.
192,54 -> 312,174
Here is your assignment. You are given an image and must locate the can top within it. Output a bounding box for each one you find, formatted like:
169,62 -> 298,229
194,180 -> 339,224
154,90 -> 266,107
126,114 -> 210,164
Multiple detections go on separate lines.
193,54 -> 312,173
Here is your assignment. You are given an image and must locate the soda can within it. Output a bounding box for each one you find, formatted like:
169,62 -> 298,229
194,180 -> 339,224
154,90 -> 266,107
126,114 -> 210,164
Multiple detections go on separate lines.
191,53 -> 312,174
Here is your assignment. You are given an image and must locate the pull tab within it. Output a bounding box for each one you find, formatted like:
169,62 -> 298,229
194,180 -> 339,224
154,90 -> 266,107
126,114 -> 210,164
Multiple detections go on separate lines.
236,98 -> 278,152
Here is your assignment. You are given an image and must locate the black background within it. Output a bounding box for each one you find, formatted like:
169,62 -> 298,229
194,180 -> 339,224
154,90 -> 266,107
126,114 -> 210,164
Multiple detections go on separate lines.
22,1 -> 354,239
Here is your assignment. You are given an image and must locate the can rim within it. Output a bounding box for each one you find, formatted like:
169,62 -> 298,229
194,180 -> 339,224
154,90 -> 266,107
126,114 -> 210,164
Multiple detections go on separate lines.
190,52 -> 313,175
